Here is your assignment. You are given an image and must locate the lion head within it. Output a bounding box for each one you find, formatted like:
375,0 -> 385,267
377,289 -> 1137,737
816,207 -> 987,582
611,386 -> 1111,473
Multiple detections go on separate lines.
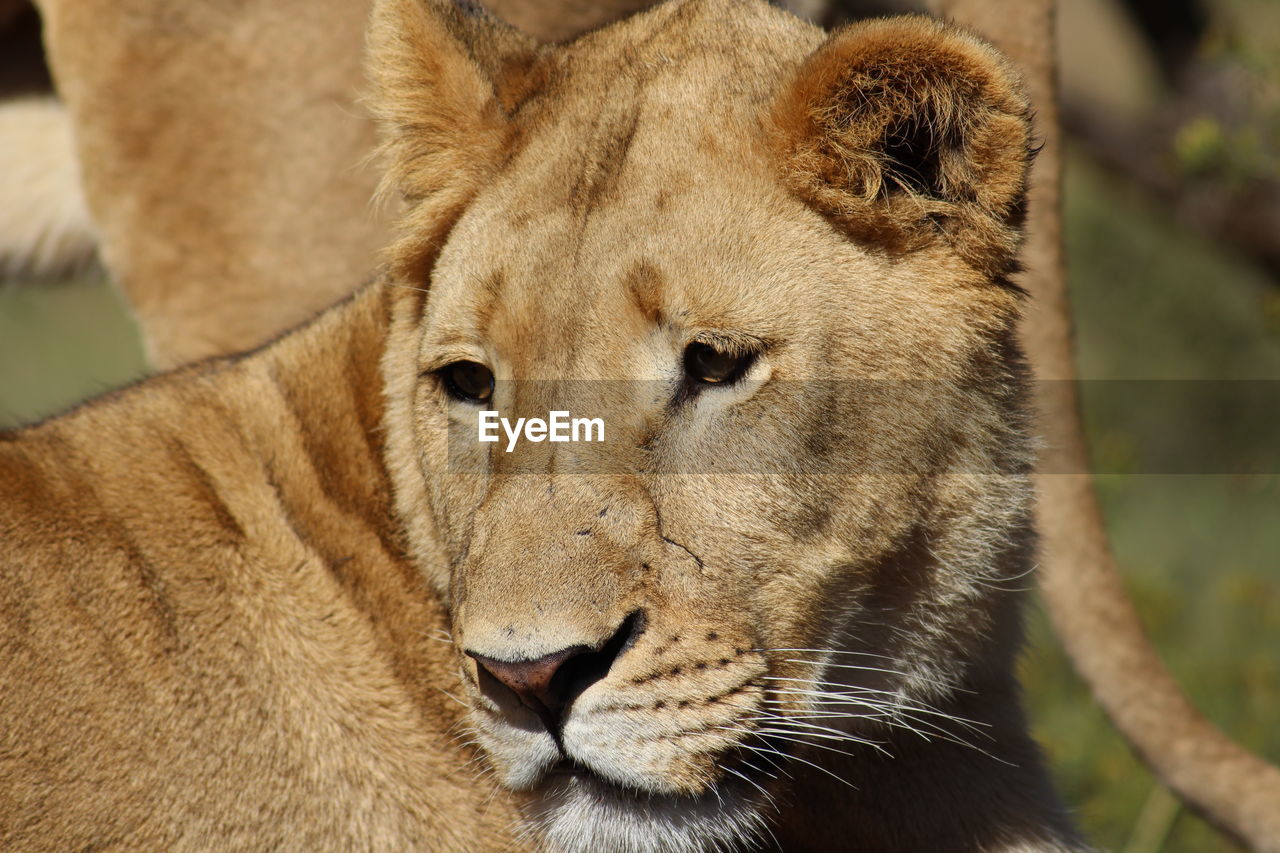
371,0 -> 1052,849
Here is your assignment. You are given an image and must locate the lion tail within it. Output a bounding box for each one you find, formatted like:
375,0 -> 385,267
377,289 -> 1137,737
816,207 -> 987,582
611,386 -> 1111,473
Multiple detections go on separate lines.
926,1 -> 1280,849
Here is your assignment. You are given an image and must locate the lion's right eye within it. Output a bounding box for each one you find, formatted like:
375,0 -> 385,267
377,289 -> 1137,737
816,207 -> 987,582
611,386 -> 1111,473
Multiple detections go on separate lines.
438,361 -> 494,404
683,341 -> 755,387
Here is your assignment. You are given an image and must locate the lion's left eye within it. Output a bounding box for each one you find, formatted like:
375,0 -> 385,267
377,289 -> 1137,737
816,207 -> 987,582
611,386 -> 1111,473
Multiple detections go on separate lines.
683,341 -> 754,386
438,360 -> 495,404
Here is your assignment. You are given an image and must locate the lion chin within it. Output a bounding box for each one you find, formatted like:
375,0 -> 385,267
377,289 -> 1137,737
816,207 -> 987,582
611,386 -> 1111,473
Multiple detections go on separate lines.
469,665 -> 776,853
527,771 -> 765,853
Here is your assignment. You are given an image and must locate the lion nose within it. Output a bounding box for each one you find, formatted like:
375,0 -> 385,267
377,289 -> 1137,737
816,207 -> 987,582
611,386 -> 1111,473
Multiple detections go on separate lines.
466,611 -> 644,733
470,647 -> 582,719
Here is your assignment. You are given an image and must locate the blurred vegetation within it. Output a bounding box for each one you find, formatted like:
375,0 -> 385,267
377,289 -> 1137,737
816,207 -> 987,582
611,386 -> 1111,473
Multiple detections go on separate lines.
1061,0 -> 1280,280
0,276 -> 145,427
1035,2 -> 1280,845
1019,153 -> 1280,853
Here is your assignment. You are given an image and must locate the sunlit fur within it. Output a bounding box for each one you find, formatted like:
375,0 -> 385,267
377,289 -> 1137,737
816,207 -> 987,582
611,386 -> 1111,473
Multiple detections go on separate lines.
0,1 -> 1087,850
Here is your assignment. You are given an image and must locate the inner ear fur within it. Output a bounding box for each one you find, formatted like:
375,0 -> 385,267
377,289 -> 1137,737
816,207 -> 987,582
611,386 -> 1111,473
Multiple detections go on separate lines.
773,16 -> 1033,276
367,0 -> 541,280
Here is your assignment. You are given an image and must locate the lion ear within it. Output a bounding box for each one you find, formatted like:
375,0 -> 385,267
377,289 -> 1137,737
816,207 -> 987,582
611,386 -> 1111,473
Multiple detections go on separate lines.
772,16 -> 1033,276
367,0 -> 539,271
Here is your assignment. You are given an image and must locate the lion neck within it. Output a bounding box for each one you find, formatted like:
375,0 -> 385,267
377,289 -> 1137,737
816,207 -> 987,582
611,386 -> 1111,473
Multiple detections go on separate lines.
231,280 -> 467,702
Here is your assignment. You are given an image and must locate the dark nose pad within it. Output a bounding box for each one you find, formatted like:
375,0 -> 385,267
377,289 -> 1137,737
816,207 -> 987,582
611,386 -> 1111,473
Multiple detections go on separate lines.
467,611 -> 645,736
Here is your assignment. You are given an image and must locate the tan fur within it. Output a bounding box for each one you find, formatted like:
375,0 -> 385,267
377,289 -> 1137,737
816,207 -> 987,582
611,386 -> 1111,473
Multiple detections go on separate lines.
33,0 -> 392,368
0,286 -> 527,850
10,1 -> 1275,849
2,2 -> 1086,850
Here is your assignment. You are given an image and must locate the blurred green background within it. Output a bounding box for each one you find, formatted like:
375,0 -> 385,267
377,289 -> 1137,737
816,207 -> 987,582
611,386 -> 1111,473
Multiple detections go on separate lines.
1026,1 -> 1280,849
1,0 -> 1278,851
1020,153 -> 1280,853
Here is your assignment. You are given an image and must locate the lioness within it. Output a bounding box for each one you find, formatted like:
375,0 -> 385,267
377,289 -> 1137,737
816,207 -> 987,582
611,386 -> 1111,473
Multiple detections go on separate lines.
0,0 -> 1115,849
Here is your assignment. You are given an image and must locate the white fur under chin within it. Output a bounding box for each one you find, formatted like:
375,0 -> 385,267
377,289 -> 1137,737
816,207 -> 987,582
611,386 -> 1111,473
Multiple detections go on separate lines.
530,774 -> 767,853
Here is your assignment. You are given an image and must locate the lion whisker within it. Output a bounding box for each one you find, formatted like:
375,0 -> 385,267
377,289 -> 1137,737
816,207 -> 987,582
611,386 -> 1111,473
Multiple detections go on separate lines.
744,725 -> 891,758
760,684 -> 990,733
765,698 -> 991,744
731,740 -> 858,790
716,766 -> 782,851
720,763 -> 777,805
760,649 -> 979,696
753,646 -> 899,662
738,714 -> 873,743
436,686 -> 471,710
778,657 -> 960,693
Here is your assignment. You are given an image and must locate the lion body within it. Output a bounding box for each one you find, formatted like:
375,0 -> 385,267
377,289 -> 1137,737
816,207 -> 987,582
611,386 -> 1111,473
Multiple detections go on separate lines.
0,273 -> 1075,851
2,1 -> 1091,850
0,288 -> 530,850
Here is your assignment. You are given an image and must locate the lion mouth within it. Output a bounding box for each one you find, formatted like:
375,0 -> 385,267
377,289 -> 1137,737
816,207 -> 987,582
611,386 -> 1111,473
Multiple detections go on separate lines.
546,757 -> 595,780
541,733 -> 780,802
467,634 -> 785,804
470,648 -> 800,853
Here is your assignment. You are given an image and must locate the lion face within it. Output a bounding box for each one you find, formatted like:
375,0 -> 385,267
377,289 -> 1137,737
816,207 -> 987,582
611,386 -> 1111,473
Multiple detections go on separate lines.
372,0 -> 1035,849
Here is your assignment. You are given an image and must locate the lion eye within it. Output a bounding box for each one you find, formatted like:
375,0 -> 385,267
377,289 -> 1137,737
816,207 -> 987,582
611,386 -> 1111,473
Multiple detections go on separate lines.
439,361 -> 494,404
683,341 -> 754,386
